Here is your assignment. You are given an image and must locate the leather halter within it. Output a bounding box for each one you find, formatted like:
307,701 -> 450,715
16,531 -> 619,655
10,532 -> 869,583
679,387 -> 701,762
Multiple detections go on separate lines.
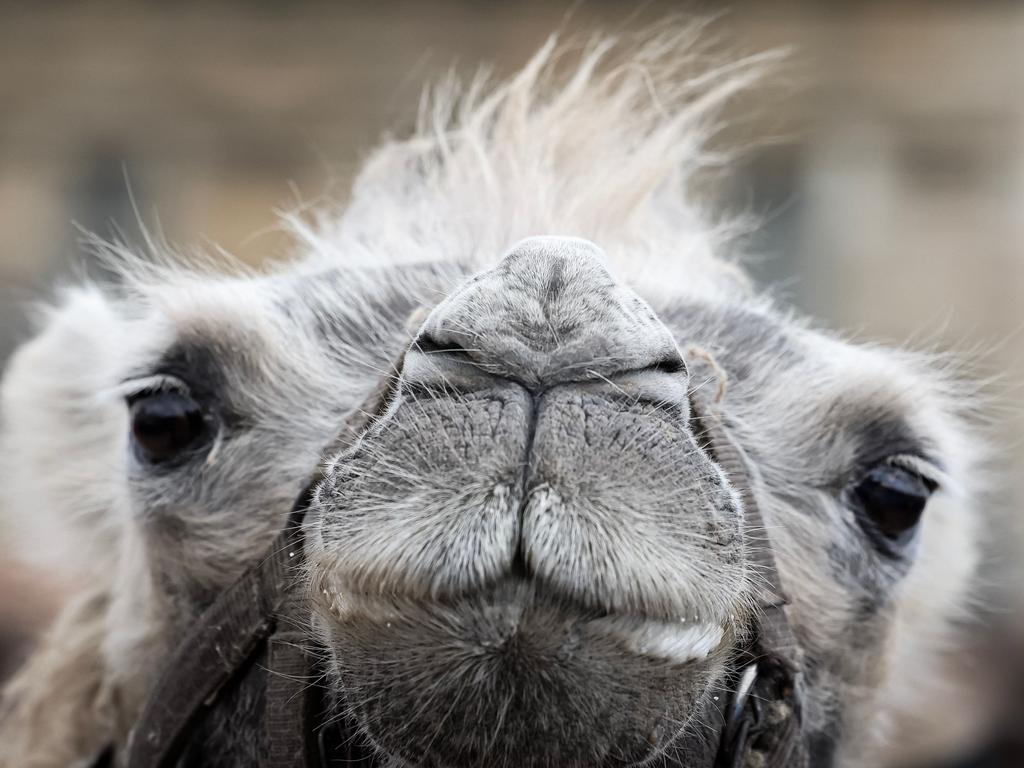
118,360 -> 808,768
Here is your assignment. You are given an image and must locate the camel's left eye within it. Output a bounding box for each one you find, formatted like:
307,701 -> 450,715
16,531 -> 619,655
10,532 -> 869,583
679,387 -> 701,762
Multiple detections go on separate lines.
129,390 -> 207,464
852,464 -> 937,549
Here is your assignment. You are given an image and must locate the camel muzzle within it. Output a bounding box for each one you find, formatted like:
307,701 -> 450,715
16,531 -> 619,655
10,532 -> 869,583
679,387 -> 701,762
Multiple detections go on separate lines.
114,242 -> 813,767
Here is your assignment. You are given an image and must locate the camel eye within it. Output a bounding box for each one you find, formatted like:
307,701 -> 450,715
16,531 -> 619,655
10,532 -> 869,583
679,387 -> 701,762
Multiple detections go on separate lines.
129,390 -> 207,464
852,464 -> 937,549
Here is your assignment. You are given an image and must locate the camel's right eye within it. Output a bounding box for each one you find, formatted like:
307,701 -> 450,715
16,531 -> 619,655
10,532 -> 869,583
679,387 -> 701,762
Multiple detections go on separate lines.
129,390 -> 207,464
851,462 -> 937,553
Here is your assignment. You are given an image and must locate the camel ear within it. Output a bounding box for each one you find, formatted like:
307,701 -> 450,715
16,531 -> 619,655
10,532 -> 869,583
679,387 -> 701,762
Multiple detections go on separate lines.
1,286 -> 130,582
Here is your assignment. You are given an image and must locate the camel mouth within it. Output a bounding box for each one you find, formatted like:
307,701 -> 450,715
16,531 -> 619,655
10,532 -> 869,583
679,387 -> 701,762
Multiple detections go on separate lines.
592,614 -> 726,664
314,579 -> 729,666
312,577 -> 734,768
307,342 -> 747,765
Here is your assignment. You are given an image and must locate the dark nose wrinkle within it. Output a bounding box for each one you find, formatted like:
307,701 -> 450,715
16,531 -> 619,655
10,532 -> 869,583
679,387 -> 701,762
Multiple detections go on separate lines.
418,236 -> 684,390
511,383 -> 543,581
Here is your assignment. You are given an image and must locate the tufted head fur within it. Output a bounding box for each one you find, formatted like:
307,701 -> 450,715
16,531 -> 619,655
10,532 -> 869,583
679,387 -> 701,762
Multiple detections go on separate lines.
0,26 -> 982,768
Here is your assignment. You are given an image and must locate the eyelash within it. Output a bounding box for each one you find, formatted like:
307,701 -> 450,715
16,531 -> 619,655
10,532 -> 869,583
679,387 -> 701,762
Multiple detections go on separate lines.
884,454 -> 945,491
115,375 -> 191,404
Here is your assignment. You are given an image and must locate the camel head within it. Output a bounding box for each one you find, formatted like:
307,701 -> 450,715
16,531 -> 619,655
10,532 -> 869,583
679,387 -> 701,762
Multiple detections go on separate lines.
0,29 -> 981,768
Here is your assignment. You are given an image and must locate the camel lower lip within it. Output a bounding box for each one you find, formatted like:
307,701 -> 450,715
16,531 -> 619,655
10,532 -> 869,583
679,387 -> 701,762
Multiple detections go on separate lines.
590,615 -> 725,663
318,586 -> 726,664
315,577 -> 732,768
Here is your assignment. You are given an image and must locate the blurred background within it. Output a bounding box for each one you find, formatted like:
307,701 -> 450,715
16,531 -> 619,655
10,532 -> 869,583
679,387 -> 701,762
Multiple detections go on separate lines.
0,2 -> 1021,766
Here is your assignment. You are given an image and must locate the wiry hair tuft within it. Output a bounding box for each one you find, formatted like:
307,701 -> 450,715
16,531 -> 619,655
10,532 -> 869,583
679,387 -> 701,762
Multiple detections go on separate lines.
287,24 -> 782,299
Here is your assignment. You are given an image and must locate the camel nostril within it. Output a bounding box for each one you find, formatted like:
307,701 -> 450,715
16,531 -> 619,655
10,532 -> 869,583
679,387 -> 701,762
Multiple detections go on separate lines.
643,356 -> 687,376
409,333 -> 485,372
413,332 -> 467,358
402,332 -> 504,396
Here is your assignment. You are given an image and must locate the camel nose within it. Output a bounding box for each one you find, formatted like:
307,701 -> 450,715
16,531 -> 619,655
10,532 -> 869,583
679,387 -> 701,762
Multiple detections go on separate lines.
412,236 -> 684,389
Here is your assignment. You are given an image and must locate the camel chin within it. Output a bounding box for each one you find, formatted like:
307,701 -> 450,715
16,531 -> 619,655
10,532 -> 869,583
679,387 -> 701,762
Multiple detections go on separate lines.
318,582 -> 729,767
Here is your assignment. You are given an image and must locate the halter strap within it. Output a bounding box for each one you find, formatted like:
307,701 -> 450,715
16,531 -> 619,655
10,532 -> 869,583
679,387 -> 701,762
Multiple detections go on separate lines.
688,362 -> 808,768
123,519 -> 296,767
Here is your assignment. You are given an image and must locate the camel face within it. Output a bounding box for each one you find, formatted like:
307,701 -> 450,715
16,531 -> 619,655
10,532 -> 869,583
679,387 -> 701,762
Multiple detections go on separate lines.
309,237 -> 747,765
0,29 -> 983,768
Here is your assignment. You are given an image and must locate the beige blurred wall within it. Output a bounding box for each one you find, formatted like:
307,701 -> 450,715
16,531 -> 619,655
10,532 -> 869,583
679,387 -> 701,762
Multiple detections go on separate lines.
3,3 -> 1022,372
1,2 -> 1022,763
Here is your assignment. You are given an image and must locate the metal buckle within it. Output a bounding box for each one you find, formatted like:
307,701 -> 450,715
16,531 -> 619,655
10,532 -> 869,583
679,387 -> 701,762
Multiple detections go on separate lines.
716,662 -> 761,768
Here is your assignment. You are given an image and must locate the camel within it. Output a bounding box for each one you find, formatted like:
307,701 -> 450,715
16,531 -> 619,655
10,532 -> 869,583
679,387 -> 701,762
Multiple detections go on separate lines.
0,27 -> 982,768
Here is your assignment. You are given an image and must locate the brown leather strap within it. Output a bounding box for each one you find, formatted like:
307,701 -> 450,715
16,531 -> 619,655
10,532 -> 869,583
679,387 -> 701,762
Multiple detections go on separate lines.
264,628 -> 314,767
124,518 -> 296,767
688,363 -> 808,768
703,410 -> 804,664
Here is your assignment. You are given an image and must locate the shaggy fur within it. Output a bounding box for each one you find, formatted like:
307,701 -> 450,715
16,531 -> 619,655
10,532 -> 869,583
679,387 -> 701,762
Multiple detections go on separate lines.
0,26 -> 981,768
